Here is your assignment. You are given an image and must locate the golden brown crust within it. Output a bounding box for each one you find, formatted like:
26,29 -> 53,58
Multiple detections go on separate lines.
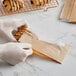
44,0 -> 48,4
3,0 -> 25,12
32,0 -> 39,6
18,0 -> 24,9
13,26 -> 38,41
3,0 -> 11,11
40,0 -> 44,6
13,0 -> 17,11
16,0 -> 20,10
31,0 -> 51,6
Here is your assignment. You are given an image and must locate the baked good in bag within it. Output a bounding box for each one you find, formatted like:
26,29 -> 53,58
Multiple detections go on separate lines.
14,26 -> 69,64
31,0 -> 51,6
3,0 -> 25,12
14,25 -> 38,40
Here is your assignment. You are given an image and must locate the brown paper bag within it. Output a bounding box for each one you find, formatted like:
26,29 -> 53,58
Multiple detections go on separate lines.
14,26 -> 69,64
60,0 -> 76,23
19,32 -> 69,63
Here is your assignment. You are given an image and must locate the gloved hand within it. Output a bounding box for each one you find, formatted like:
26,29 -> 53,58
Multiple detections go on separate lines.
0,19 -> 28,41
0,42 -> 33,65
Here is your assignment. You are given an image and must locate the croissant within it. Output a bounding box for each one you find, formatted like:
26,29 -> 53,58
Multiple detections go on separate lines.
3,0 -> 25,12
14,25 -> 38,40
31,0 -> 51,6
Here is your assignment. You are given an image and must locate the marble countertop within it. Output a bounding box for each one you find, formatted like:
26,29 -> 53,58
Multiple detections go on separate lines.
0,0 -> 76,76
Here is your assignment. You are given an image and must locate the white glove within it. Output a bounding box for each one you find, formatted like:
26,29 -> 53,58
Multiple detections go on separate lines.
0,42 -> 33,65
0,19 -> 28,41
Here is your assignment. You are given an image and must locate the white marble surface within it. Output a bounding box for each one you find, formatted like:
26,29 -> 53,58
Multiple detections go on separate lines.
0,0 -> 76,76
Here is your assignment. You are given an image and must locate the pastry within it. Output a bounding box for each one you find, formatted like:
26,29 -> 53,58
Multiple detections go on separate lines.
15,0 -> 20,10
14,26 -> 69,64
14,26 -> 38,40
31,0 -> 51,6
44,0 -> 48,4
13,0 -> 17,11
3,0 -> 12,11
40,0 -> 44,6
3,0 -> 25,12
